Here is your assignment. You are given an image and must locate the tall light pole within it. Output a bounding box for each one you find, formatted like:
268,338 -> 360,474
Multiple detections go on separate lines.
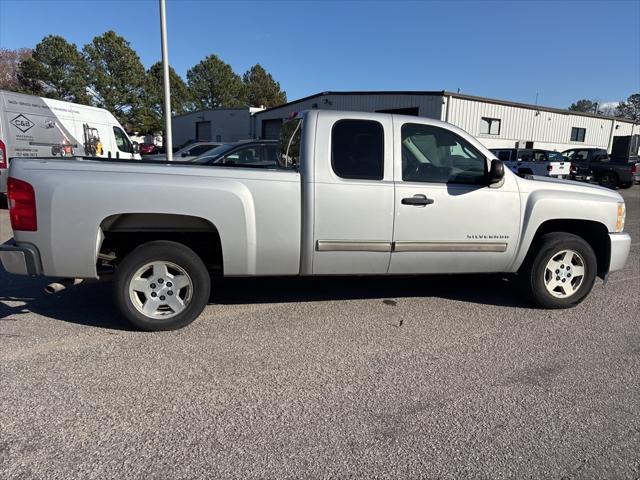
159,0 -> 173,161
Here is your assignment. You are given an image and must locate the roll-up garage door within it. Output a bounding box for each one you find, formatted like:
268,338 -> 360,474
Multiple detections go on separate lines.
262,119 -> 283,139
196,121 -> 211,141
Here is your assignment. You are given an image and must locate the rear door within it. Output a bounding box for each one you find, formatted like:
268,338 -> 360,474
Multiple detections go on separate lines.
390,119 -> 520,274
312,113 -> 394,274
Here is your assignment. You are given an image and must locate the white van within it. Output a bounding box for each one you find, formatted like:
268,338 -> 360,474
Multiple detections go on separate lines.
0,90 -> 140,193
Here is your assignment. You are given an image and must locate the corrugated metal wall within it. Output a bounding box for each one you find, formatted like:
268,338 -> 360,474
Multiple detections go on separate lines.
446,96 -> 633,152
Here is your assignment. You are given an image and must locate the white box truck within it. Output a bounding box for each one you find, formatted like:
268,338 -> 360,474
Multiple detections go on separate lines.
0,90 -> 140,193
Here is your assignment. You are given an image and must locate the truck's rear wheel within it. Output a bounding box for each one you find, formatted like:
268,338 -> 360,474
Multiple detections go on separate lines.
520,233 -> 597,309
599,172 -> 618,189
114,241 -> 211,331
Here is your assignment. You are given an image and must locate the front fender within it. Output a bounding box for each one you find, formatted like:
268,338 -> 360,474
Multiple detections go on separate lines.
509,189 -> 618,271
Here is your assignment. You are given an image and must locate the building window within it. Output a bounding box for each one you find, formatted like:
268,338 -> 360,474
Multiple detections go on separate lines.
216,134 -> 222,142
480,117 -> 501,135
331,120 -> 384,180
570,127 -> 586,142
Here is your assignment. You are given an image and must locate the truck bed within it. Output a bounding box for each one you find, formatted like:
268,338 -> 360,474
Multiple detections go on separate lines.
8,157 -> 302,278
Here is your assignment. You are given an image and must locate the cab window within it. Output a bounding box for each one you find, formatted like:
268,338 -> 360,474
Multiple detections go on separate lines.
571,150 -> 590,162
113,126 -> 133,153
496,150 -> 512,162
401,123 -> 486,184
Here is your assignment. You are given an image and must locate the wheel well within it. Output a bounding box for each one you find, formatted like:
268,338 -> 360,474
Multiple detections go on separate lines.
524,219 -> 610,278
597,170 -> 617,179
99,213 -> 223,275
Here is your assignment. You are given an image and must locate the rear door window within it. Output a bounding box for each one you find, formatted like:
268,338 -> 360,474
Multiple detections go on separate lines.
331,120 -> 384,180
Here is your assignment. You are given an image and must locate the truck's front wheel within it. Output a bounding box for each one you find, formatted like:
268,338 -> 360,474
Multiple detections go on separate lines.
114,241 -> 211,331
520,233 -> 597,309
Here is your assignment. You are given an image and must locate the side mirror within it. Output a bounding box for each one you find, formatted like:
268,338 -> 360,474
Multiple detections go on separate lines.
132,142 -> 140,154
488,159 -> 505,184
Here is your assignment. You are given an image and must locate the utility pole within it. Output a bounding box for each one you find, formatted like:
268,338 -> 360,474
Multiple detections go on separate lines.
159,0 -> 173,161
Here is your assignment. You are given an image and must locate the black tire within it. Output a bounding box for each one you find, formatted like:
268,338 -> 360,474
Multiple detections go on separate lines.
619,182 -> 632,189
598,172 -> 618,189
519,232 -> 597,309
113,240 -> 211,331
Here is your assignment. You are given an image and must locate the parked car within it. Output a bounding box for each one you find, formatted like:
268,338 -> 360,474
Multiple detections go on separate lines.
1,110 -> 630,331
635,162 -> 640,184
191,140 -> 278,168
146,142 -> 222,161
0,90 -> 140,194
489,148 -> 571,178
562,148 -> 635,189
138,143 -> 159,155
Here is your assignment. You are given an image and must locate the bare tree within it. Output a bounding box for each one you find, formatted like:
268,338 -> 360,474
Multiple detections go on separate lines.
0,48 -> 32,91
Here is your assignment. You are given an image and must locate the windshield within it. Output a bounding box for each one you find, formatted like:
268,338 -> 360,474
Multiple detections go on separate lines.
191,143 -> 237,163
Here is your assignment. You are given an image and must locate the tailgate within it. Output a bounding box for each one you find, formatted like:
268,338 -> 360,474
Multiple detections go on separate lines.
548,161 -> 571,176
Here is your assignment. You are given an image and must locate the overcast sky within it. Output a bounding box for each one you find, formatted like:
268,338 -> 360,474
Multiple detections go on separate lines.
1,0 -> 638,109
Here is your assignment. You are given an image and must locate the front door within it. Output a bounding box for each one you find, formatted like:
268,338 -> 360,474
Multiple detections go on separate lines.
389,120 -> 520,274
112,126 -> 136,160
312,113 -> 394,274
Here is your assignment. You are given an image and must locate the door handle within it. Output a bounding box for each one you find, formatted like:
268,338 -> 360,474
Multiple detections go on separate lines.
401,194 -> 434,206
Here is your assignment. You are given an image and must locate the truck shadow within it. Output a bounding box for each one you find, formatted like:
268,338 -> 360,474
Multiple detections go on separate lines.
0,269 -> 530,331
212,274 -> 529,308
0,271 -> 132,330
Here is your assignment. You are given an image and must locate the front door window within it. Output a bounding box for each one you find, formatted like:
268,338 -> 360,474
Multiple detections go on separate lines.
113,126 -> 133,153
401,123 -> 486,185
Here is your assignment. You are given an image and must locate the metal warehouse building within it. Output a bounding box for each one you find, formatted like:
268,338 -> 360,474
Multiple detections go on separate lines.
171,107 -> 263,147
252,91 -> 638,153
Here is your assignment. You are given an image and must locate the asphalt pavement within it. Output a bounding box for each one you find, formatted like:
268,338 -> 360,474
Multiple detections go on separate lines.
0,187 -> 639,479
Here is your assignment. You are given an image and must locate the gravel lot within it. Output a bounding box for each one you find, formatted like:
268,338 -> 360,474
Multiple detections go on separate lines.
1,187 -> 639,479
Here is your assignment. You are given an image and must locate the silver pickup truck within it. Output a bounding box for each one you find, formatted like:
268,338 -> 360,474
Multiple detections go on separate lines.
1,110 -> 631,330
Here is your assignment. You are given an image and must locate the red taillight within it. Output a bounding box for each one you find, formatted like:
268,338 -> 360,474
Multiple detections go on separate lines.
0,139 -> 7,169
632,164 -> 637,175
8,177 -> 37,231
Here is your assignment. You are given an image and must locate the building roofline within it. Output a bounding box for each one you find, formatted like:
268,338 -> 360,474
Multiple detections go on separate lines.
172,106 -> 257,119
255,90 -> 445,114
254,90 -> 636,124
